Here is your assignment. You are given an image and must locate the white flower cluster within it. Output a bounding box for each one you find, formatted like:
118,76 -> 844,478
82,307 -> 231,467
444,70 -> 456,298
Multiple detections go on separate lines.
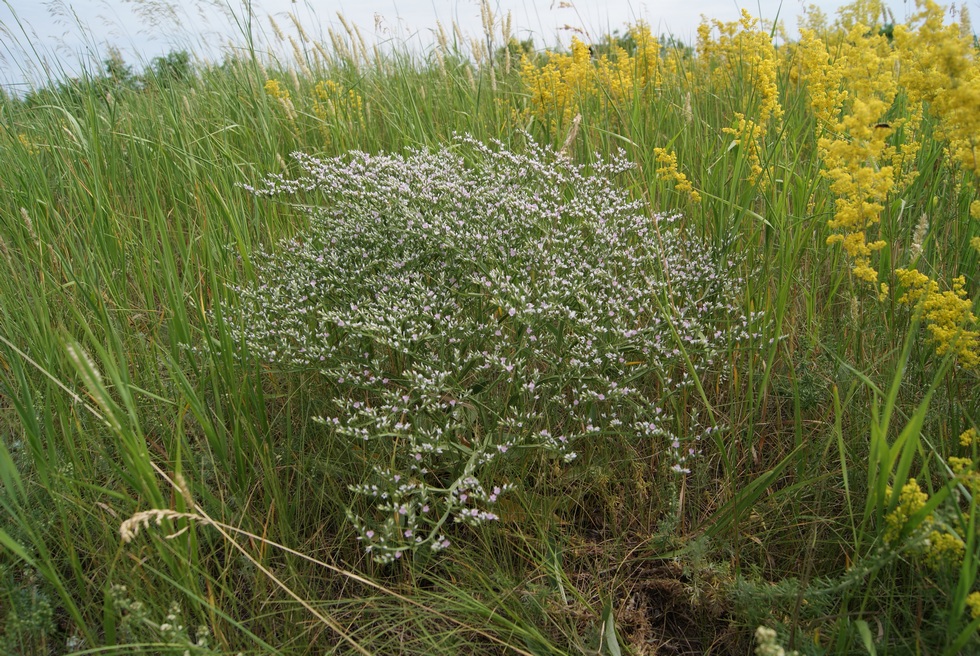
226,134 -> 762,562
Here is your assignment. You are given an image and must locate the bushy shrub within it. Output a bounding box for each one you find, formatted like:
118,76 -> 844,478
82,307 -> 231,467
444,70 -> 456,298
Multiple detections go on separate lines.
223,135 -> 760,562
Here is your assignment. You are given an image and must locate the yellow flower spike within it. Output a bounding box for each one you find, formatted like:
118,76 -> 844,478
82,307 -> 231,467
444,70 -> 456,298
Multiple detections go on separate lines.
895,270 -> 980,368
948,456 -> 980,496
895,0 -> 980,173
968,592 -> 980,620
520,26 -> 663,131
960,428 -> 978,448
925,529 -> 965,571
800,17 -> 908,286
884,479 -> 930,544
652,148 -> 701,204
17,133 -> 38,156
264,78 -> 290,101
949,456 -> 973,476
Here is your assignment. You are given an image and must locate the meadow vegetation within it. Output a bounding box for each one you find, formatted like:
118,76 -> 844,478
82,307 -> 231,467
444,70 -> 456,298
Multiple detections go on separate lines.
0,0 -> 979,653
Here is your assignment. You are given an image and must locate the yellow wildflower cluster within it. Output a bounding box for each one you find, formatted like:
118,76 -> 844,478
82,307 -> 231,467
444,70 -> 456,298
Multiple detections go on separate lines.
797,0 -> 978,370
722,113 -> 765,187
949,457 -> 980,494
884,479 -> 965,571
895,0 -> 980,172
801,22 -> 901,284
968,592 -> 980,620
961,428 -> 978,448
264,78 -> 290,101
264,78 -> 297,123
519,25 -> 661,131
520,37 -> 592,129
894,269 -> 980,368
884,479 -> 930,544
653,147 -> 701,204
17,133 -> 38,156
699,10 -> 782,124
313,79 -> 365,145
924,529 -> 966,570
698,10 -> 782,187
794,29 -> 847,127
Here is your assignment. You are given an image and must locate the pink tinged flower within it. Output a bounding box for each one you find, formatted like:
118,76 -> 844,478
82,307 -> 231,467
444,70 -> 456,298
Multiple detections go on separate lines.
422,505 -> 429,513
366,530 -> 375,539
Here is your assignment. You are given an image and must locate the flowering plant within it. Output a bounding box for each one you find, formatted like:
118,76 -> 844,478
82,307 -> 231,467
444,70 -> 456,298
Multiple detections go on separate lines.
224,135 -> 758,562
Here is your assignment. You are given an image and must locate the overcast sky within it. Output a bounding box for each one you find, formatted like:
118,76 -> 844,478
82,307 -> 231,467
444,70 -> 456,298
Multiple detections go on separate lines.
2,0 -> 978,90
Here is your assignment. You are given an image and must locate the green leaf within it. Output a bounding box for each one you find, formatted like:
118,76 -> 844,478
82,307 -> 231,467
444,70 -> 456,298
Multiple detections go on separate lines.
602,600 -> 622,656
855,619 -> 877,656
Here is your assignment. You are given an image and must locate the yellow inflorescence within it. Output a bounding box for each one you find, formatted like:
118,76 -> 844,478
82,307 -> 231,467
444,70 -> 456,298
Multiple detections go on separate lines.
264,78 -> 297,123
722,113 -> 765,187
264,78 -> 290,101
924,529 -> 965,570
699,10 -> 783,188
895,0 -> 980,173
520,37 -> 593,130
895,270 -> 980,368
884,479 -> 930,544
884,479 -> 966,571
968,592 -> 980,620
949,456 -> 980,494
313,79 -> 365,145
796,28 -> 848,128
802,22 -> 900,284
519,25 -> 662,132
17,133 -> 38,156
653,148 -> 701,204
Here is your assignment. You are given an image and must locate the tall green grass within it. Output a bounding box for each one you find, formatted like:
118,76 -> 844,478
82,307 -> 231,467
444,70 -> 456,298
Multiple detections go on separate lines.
0,1 -> 978,654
